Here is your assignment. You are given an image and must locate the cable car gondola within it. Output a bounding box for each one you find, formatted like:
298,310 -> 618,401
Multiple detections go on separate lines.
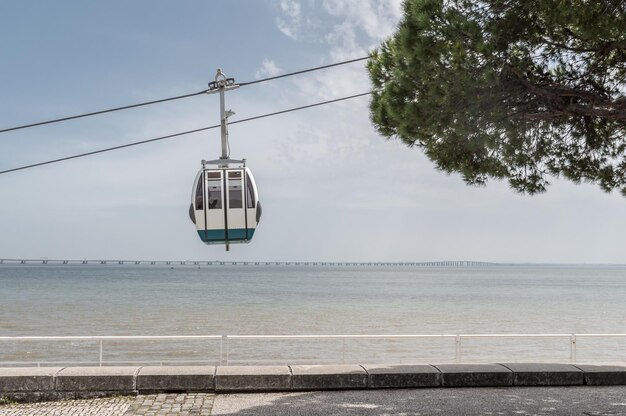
189,158 -> 261,248
189,69 -> 261,250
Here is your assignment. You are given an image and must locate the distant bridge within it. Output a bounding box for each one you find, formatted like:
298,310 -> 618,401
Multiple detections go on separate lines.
0,259 -> 495,267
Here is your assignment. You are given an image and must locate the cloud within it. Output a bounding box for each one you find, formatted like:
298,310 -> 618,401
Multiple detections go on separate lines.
322,0 -> 403,41
322,0 -> 403,60
255,59 -> 283,79
269,1 -> 403,104
274,0 -> 403,56
275,0 -> 304,40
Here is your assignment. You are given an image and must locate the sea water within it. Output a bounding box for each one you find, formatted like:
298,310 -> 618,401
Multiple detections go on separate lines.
1,264 -> 625,364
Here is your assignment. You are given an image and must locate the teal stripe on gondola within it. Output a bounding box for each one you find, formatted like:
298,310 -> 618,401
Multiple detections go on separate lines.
197,229 -> 255,242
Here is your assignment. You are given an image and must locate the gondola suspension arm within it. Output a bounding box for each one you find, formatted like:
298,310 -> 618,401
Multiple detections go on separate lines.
207,69 -> 239,160
207,70 -> 239,251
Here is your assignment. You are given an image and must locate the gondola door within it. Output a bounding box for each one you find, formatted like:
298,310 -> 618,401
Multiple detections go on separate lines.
225,169 -> 247,242
204,170 -> 225,242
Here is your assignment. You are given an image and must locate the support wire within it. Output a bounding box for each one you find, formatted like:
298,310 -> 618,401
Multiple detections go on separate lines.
0,57 -> 369,134
0,92 -> 372,175
0,90 -> 209,134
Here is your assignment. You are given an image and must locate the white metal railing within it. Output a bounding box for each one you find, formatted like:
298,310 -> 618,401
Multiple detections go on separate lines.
1,333 -> 625,367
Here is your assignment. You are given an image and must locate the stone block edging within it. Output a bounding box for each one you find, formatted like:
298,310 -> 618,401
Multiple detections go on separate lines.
1,363 -> 626,402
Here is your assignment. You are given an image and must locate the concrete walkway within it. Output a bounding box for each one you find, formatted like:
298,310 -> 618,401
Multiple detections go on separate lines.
3,387 -> 626,415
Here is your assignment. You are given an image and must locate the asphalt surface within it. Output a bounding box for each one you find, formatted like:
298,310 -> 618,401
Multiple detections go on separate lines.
211,386 -> 626,415
2,387 -> 626,415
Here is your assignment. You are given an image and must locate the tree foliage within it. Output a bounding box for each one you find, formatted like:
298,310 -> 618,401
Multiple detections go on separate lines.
368,0 -> 626,195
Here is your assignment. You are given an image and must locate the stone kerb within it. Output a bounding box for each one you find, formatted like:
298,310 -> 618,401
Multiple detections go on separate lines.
575,364 -> 626,385
137,366 -> 215,393
2,363 -> 626,402
0,367 -> 62,392
363,364 -> 441,388
290,365 -> 368,390
501,363 -> 583,386
215,365 -> 291,392
55,366 -> 139,394
435,364 -> 513,387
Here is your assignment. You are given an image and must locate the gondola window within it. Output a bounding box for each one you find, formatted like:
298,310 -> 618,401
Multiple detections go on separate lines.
246,173 -> 255,208
207,172 -> 222,209
194,176 -> 204,210
228,171 -> 243,209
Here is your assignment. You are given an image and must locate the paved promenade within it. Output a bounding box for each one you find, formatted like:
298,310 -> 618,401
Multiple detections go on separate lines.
0,394 -> 215,415
3,387 -> 626,415
0,396 -> 134,415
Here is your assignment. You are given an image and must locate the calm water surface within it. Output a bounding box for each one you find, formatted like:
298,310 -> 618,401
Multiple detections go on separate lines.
1,264 -> 625,364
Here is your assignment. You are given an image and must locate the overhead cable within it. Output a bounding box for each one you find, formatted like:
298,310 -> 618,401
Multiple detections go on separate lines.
0,125 -> 219,175
0,56 -> 369,134
229,91 -> 371,125
0,91 -> 372,175
238,56 -> 368,86
0,90 -> 209,134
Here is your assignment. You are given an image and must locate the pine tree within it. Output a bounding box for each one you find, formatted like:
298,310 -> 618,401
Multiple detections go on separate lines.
369,0 -> 626,195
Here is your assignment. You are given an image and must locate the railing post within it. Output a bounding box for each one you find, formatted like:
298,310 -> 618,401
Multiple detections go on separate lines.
455,335 -> 461,362
99,341 -> 103,367
570,334 -> 576,362
219,335 -> 225,366
220,335 -> 230,365
342,338 -> 346,363
226,335 -> 230,365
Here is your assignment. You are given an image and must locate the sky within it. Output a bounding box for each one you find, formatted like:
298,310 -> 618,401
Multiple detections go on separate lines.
0,0 -> 624,263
